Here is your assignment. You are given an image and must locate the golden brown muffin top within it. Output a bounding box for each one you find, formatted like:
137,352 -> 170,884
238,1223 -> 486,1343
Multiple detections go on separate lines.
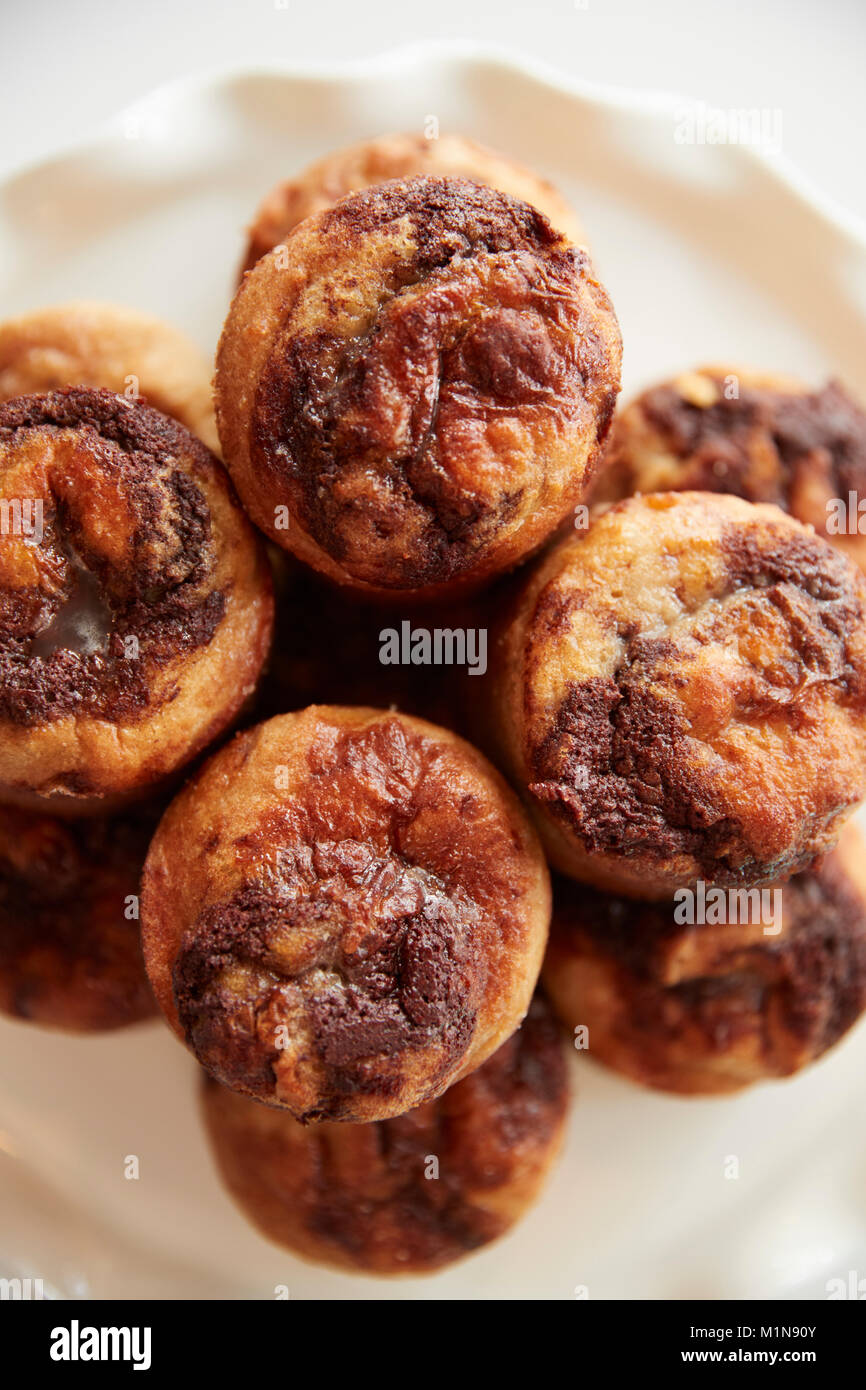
217,175 -> 621,596
0,386 -> 273,807
515,492 -> 866,886
601,369 -> 866,513
142,706 -> 550,1121
202,992 -> 569,1274
0,301 -> 219,452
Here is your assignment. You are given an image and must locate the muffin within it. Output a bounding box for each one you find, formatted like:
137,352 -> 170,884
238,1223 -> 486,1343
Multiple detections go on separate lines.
141,706 -> 551,1121
543,826 -> 866,1093
596,368 -> 866,575
240,130 -> 584,275
0,301 -> 219,451
0,388 -> 273,811
217,175 -> 621,599
255,548 -> 485,732
490,491 -> 866,897
201,992 -> 569,1274
0,801 -> 157,1031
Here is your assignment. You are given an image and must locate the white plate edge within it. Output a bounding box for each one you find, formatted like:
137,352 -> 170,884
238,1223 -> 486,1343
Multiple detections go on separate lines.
3,40 -> 866,259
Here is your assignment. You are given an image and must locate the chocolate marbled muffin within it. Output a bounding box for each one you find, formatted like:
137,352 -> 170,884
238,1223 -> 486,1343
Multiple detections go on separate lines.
0,302 -> 219,452
543,826 -> 866,1094
201,992 -> 569,1274
217,175 -> 621,599
0,388 -> 273,811
141,706 -> 551,1122
0,802 -> 157,1031
240,131 -> 584,277
596,367 -> 866,575
490,491 -> 866,898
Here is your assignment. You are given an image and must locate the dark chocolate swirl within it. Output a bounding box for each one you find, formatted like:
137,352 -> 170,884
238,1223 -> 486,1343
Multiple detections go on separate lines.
495,492 -> 866,898
0,387 -> 273,805
142,707 -> 550,1122
217,176 -> 621,596
0,389 -> 223,724
597,370 -> 866,577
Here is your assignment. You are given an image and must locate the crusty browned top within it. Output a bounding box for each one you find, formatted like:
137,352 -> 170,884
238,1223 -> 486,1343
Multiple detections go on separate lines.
0,388 -> 225,725
248,176 -> 619,589
0,802 -> 157,1029
533,530 -> 864,865
637,377 -> 866,503
202,992 -> 568,1272
176,867 -> 480,1086
522,494 -> 866,885
172,713 -> 540,1119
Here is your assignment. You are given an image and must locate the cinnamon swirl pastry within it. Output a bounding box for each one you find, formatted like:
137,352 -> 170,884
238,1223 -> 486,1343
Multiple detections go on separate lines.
141,706 -> 550,1122
201,992 -> 569,1273
0,802 -> 157,1031
543,826 -> 866,1094
216,175 -> 621,599
596,368 -> 866,575
0,302 -> 219,452
240,131 -> 584,276
0,388 -> 273,811
491,491 -> 866,898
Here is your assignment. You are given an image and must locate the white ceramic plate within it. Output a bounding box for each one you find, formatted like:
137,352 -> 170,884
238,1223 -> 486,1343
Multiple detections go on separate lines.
2,43 -> 866,1302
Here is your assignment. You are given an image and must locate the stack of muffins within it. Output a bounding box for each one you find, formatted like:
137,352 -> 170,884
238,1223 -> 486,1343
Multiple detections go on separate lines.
1,131 -> 866,1278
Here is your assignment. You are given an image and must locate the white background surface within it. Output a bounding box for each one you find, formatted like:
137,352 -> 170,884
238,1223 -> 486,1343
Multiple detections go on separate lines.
3,0 -> 866,223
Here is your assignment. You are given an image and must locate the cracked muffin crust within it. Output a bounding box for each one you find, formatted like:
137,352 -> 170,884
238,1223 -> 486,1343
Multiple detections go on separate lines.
216,175 -> 621,599
543,826 -> 866,1094
141,706 -> 551,1122
596,367 -> 866,575
0,388 -> 273,810
201,991 -> 569,1273
490,491 -> 866,898
0,801 -> 157,1031
239,130 -> 584,276
0,302 -> 219,452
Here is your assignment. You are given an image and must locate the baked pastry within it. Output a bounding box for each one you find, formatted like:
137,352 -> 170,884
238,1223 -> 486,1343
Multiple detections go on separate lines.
0,388 -> 273,811
543,825 -> 866,1094
491,491 -> 866,898
240,130 -> 584,276
0,302 -> 219,452
141,706 -> 551,1121
596,367 -> 866,574
0,802 -> 157,1031
216,175 -> 621,599
201,992 -> 569,1273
